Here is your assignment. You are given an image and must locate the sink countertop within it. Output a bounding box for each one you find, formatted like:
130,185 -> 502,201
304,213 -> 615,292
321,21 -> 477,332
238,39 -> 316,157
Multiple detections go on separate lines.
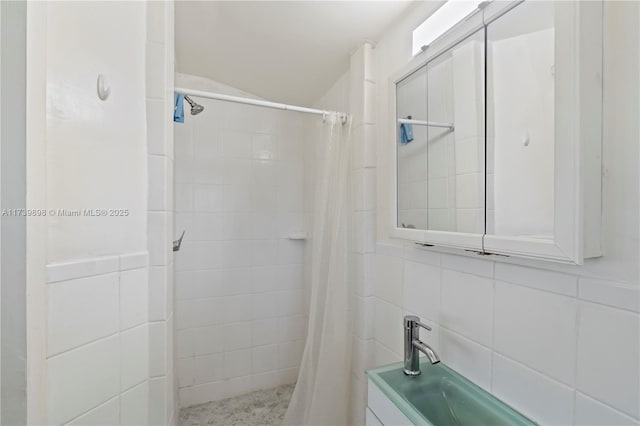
366,360 -> 536,426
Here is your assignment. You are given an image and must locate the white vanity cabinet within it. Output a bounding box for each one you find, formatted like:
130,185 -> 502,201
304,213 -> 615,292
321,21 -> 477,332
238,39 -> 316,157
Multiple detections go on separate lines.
367,379 -> 413,426
365,408 -> 384,426
390,0 -> 604,264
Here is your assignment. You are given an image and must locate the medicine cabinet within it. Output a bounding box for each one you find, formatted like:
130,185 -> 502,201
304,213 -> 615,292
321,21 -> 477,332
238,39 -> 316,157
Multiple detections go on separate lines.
390,0 -> 603,264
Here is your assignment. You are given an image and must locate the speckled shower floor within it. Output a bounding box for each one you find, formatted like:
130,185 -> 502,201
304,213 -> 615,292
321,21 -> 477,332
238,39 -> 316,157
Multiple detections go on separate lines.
179,384 -> 295,426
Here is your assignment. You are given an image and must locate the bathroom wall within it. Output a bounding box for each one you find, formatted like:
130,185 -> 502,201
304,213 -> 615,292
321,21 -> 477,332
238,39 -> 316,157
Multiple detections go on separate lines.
1,2 -> 28,423
26,2 -> 153,424
173,73 -> 309,407
346,43 -> 378,426
371,1 -> 639,425
45,4 -> 147,263
146,2 -> 177,425
312,42 -> 377,426
45,254 -> 150,426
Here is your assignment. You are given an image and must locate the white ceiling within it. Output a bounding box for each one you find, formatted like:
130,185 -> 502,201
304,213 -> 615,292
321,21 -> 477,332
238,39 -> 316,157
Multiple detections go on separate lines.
175,1 -> 414,105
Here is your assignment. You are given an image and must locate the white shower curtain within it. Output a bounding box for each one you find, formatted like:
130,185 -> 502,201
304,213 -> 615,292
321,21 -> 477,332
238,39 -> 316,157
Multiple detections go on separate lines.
284,113 -> 353,426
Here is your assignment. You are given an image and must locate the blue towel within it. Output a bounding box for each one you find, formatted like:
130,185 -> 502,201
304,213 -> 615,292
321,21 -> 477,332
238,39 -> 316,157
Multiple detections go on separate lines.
400,123 -> 413,144
174,93 -> 185,123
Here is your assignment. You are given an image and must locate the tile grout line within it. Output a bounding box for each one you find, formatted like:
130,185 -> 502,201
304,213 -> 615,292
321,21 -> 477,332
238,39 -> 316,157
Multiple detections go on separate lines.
489,260 -> 496,392
118,268 -> 123,425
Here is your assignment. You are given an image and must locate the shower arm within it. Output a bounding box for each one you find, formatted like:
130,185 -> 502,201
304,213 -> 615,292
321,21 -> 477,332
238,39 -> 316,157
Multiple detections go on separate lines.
183,95 -> 196,108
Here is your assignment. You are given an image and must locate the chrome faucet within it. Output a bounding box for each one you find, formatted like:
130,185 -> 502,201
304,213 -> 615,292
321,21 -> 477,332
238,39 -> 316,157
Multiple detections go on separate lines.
403,315 -> 440,376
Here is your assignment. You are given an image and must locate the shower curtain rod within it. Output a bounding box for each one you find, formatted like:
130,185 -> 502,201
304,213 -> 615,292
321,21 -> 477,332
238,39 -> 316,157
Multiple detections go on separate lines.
175,87 -> 349,124
398,117 -> 454,130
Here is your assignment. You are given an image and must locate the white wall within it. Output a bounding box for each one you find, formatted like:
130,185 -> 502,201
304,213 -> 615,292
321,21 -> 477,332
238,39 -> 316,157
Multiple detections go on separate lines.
346,43 -> 378,426
1,2 -> 27,424
371,1 -> 639,425
146,3 -> 177,425
173,73 -> 308,407
25,2 -> 154,424
45,255 -> 150,426
312,43 -> 378,426
45,2 -> 148,263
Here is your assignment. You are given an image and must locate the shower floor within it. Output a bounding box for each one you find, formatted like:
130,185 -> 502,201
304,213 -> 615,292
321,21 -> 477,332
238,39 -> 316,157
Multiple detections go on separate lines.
179,384 -> 295,426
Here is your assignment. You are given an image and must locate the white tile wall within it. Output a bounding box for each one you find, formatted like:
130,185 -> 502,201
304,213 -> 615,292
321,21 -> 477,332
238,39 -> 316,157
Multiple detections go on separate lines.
440,269 -> 493,346
173,76 -> 310,407
120,268 -> 149,330
439,328 -> 492,391
146,1 -> 176,423
121,324 -> 150,391
346,42 -> 378,426
120,381 -> 149,426
47,336 -> 121,425
402,261 -> 440,323
493,354 -> 575,426
66,397 -> 120,426
494,281 -> 577,385
148,377 -> 168,426
373,244 -> 640,425
373,255 -> 403,306
574,392 -> 640,426
45,253 -> 150,425
374,299 -> 403,355
495,262 -> 577,296
576,302 -> 640,418
47,273 -> 120,356
149,322 -> 167,378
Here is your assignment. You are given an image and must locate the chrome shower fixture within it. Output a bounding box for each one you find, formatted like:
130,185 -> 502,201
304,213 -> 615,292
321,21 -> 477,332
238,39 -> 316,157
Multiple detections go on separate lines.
184,95 -> 205,115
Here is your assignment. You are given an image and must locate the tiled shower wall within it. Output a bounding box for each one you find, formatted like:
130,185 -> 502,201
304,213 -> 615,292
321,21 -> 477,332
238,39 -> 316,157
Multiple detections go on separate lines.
173,74 -> 309,407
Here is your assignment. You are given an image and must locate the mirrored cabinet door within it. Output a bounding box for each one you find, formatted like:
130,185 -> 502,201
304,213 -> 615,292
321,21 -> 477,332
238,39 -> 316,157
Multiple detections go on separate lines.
396,66 -> 428,230
482,0 -> 603,263
396,29 -> 485,238
486,1 -> 555,240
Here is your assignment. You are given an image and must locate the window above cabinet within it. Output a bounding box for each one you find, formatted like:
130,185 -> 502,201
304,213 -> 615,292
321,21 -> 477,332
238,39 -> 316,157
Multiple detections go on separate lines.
390,0 -> 603,265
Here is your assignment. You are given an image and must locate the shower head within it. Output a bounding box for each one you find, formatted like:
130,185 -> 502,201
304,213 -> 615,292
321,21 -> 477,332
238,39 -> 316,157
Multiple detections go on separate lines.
184,95 -> 205,115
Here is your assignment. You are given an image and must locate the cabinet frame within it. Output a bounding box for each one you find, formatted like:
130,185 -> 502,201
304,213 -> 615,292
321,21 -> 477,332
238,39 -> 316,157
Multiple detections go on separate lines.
388,0 -> 603,264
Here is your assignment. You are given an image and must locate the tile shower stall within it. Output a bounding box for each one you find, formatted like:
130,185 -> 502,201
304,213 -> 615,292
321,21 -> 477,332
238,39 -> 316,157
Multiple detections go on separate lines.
172,75 -> 314,406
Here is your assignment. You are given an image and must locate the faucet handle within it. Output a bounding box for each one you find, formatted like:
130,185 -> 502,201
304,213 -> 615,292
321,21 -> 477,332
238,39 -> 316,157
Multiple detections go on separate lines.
417,321 -> 432,331
404,315 -> 432,331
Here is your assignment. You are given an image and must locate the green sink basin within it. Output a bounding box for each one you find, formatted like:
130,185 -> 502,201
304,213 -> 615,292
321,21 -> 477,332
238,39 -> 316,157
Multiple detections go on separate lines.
366,360 -> 536,426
